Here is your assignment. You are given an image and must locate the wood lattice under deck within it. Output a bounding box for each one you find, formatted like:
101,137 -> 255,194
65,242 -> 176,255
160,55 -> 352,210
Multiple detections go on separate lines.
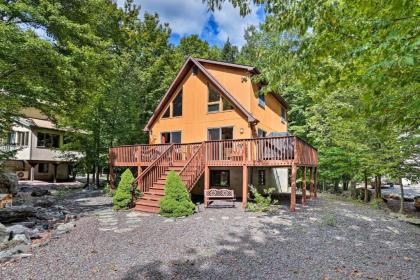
109,136 -> 318,213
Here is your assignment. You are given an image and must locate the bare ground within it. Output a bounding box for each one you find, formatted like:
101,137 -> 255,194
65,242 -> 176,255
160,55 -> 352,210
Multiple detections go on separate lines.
1,192 -> 419,280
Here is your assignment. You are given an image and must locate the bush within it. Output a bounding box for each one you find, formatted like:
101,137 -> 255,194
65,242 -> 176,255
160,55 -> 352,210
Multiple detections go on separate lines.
159,171 -> 195,217
370,198 -> 384,209
247,186 -> 276,212
350,188 -> 371,201
113,169 -> 135,210
323,211 -> 337,227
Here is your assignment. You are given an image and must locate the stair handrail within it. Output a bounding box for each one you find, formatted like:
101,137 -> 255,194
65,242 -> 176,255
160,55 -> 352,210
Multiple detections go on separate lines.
134,144 -> 174,193
178,142 -> 206,191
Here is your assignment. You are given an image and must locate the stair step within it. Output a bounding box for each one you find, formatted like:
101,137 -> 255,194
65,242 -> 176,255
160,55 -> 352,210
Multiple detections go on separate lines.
141,193 -> 163,201
134,204 -> 159,213
151,184 -> 165,190
136,199 -> 160,207
156,179 -> 167,185
149,189 -> 165,195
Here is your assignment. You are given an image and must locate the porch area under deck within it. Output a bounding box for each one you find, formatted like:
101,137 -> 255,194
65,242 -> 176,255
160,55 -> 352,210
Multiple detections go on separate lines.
109,136 -> 318,212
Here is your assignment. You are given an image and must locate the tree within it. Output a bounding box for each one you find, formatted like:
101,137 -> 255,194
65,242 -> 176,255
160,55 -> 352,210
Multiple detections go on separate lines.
159,171 -> 195,217
221,38 -> 238,63
113,168 -> 135,210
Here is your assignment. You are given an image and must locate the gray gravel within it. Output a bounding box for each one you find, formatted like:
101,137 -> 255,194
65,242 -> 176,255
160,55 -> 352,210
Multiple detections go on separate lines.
1,194 -> 419,280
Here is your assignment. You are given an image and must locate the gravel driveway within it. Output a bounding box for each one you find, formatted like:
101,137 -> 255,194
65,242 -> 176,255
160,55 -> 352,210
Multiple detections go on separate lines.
1,194 -> 419,280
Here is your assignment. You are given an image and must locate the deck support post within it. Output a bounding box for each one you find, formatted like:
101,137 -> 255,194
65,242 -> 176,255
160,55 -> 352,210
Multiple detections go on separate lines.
109,150 -> 115,190
309,167 -> 314,199
137,166 -> 142,190
242,165 -> 248,208
290,164 -> 297,211
52,163 -> 58,183
204,165 -> 209,207
314,167 -> 318,198
302,166 -> 306,206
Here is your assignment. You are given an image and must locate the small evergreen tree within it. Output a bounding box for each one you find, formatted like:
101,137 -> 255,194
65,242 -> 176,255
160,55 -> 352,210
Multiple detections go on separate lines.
159,171 -> 195,217
113,168 -> 135,210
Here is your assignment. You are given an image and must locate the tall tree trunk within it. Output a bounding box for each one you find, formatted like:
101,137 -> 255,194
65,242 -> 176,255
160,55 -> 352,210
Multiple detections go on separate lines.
95,164 -> 100,187
91,165 -> 95,186
86,172 -> 90,187
364,171 -> 368,203
343,180 -> 349,191
399,177 -> 404,214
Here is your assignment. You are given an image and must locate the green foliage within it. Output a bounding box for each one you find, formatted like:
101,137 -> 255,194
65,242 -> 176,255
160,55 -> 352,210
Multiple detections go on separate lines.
322,211 -> 337,227
247,186 -> 275,212
159,171 -> 195,217
113,169 -> 135,210
370,198 -> 385,210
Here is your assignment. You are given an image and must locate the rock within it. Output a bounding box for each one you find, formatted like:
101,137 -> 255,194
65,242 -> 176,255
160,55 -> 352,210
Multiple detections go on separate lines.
415,196 -> 420,211
0,172 -> 17,195
0,240 -> 30,263
0,223 -> 11,244
31,188 -> 51,197
0,206 -> 35,223
54,221 -> 76,236
34,197 -> 56,208
35,208 -> 65,221
17,221 -> 36,228
12,234 -> 31,244
7,224 -> 31,237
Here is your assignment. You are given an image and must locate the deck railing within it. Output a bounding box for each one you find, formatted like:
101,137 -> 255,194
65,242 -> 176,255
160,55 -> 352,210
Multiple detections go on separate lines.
178,143 -> 206,191
110,136 -> 318,168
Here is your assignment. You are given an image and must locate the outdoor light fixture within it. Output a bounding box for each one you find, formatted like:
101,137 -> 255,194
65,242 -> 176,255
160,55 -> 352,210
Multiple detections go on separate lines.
240,128 -> 244,134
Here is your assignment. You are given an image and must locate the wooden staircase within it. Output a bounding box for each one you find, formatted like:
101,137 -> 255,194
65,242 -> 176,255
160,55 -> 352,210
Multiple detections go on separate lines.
133,143 -> 205,213
134,165 -> 183,213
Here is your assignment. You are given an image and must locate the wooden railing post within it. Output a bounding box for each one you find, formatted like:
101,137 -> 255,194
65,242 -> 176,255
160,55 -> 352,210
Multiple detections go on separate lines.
309,167 -> 314,198
302,166 -> 307,206
204,165 -> 209,207
242,165 -> 248,208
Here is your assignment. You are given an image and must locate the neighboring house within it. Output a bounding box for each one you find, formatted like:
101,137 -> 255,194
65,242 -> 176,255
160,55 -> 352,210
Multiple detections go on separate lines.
0,108 -> 81,182
109,57 -> 318,213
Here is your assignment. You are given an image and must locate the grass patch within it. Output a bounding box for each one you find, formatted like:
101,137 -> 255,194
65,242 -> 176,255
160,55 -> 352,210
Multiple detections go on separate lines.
322,211 -> 337,227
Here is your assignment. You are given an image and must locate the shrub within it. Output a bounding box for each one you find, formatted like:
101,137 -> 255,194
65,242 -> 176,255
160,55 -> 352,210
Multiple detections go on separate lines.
247,186 -> 276,212
350,188 -> 371,201
370,198 -> 384,209
113,169 -> 135,210
323,211 -> 337,227
159,171 -> 195,217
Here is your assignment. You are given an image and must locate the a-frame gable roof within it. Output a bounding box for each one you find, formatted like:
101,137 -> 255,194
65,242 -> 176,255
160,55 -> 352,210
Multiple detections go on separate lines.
144,57 -> 258,132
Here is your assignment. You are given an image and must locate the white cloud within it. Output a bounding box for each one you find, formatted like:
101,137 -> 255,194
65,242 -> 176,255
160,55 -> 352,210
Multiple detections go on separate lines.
116,0 -> 262,47
213,2 -> 261,46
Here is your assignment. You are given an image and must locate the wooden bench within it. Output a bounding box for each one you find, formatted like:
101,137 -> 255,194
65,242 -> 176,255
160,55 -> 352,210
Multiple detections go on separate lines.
205,188 -> 235,207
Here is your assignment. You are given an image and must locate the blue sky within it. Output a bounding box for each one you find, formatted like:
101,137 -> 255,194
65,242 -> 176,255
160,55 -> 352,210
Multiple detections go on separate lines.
117,0 -> 265,47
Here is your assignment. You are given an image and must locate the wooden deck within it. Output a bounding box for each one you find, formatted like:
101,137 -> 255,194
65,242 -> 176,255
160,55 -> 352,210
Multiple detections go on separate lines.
109,136 -> 318,212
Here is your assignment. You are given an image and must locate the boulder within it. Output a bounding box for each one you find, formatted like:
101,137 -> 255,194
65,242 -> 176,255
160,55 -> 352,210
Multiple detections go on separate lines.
34,197 -> 56,208
0,240 -> 30,263
415,196 -> 420,211
0,206 -> 35,223
54,221 -> 76,236
7,224 -> 32,239
0,172 -> 17,195
12,234 -> 31,244
0,223 -> 11,244
31,188 -> 51,197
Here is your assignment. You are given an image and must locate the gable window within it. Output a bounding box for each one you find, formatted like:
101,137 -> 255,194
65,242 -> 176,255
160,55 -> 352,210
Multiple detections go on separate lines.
257,129 -> 267,138
281,107 -> 287,122
37,132 -> 60,148
162,107 -> 170,118
258,86 -> 265,108
172,91 -> 183,117
210,170 -> 230,187
207,127 -> 233,141
258,170 -> 266,186
38,163 -> 49,173
208,84 -> 233,113
161,131 -> 182,144
4,131 -> 28,146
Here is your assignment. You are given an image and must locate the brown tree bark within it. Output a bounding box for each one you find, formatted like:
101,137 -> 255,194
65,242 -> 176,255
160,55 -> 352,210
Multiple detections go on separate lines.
399,177 -> 404,213
364,171 -> 368,203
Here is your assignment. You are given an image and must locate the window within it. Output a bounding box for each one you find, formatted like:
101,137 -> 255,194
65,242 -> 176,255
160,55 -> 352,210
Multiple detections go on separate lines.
172,91 -> 183,117
258,86 -> 265,108
16,132 -> 29,146
162,107 -> 170,118
207,127 -> 233,141
38,163 -> 49,173
258,170 -> 266,186
257,129 -> 267,138
208,84 -> 233,113
210,170 -> 230,187
37,132 -> 60,148
258,94 -> 265,108
161,131 -> 182,144
281,107 -> 287,122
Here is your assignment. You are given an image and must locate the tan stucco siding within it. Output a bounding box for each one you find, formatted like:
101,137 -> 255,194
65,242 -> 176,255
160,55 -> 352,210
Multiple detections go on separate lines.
149,69 -> 252,144
250,84 -> 288,134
